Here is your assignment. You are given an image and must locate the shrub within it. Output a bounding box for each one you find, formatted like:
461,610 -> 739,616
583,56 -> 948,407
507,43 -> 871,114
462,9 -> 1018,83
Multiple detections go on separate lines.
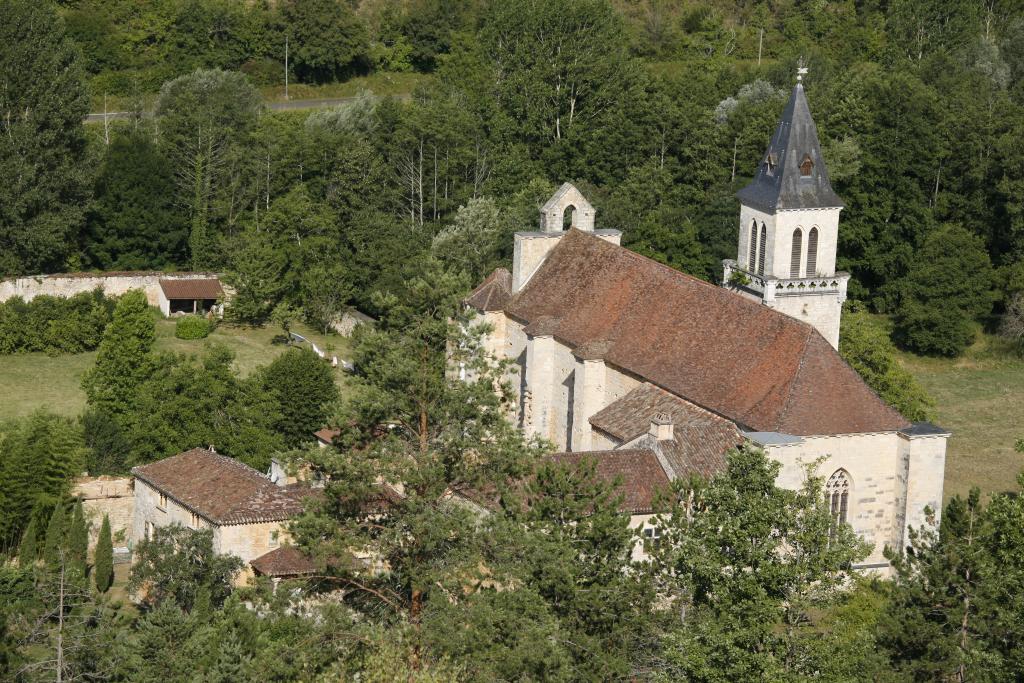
0,290 -> 114,355
175,315 -> 211,340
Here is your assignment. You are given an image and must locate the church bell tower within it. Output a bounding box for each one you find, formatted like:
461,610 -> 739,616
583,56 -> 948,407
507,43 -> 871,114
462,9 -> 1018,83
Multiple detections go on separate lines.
723,68 -> 849,349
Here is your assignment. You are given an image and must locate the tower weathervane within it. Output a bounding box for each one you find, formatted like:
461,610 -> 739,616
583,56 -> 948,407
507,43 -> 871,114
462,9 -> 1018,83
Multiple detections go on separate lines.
796,57 -> 808,82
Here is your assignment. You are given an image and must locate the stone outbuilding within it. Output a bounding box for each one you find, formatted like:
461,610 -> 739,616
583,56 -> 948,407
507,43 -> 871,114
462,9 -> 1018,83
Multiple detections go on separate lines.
157,277 -> 224,316
131,448 -> 313,583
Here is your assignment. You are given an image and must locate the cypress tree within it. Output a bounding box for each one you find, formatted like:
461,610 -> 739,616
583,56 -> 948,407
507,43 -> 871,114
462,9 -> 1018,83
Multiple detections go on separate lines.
17,517 -> 37,567
43,501 -> 67,569
69,498 -> 88,572
94,514 -> 113,593
81,290 -> 155,416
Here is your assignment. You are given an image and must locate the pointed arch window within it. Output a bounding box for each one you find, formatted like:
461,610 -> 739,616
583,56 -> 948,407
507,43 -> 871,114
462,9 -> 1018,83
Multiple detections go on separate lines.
806,227 -> 819,276
748,220 -> 757,271
826,469 -> 851,539
757,223 -> 767,275
790,228 -> 803,278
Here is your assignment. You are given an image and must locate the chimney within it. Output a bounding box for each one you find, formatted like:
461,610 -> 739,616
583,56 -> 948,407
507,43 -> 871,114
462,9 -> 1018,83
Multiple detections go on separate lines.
649,413 -> 674,441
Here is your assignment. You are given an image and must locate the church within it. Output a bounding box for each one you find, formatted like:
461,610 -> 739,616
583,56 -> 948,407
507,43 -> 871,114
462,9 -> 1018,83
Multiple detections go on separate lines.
466,75 -> 949,572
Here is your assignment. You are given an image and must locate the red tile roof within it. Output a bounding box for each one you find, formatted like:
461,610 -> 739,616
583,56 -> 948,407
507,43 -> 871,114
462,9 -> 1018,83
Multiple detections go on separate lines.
131,448 -> 307,525
590,383 -> 742,480
250,545 -> 317,577
314,427 -> 341,444
158,278 -> 223,300
504,230 -> 908,436
549,449 -> 671,514
465,268 -> 513,312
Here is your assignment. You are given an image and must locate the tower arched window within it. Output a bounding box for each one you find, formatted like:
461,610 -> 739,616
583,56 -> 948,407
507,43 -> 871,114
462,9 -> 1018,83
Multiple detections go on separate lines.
826,469 -> 851,539
806,227 -> 819,276
790,228 -> 803,278
757,223 -> 767,275
748,220 -> 757,270
562,205 -> 576,231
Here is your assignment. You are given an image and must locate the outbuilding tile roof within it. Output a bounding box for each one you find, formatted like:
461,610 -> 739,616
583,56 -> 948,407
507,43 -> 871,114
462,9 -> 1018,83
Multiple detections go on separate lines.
504,229 -> 908,436
131,448 -> 307,525
250,545 -> 317,577
591,383 -> 742,480
158,278 -> 223,300
549,449 -> 671,514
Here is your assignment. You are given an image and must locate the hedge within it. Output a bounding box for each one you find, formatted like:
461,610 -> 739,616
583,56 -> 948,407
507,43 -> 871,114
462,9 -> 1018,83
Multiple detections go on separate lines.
0,290 -> 115,355
175,315 -> 211,340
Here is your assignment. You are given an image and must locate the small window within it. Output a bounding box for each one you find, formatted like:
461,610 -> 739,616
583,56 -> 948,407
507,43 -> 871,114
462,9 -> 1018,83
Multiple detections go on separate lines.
800,154 -> 814,176
190,512 -> 201,529
158,492 -> 167,510
269,531 -> 279,548
642,526 -> 661,551
145,521 -> 154,541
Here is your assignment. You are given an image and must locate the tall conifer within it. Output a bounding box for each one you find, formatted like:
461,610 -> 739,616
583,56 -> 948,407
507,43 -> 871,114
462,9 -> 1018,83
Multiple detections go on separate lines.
81,290 -> 155,415
94,515 -> 113,593
17,517 -> 37,567
43,501 -> 67,569
69,498 -> 88,572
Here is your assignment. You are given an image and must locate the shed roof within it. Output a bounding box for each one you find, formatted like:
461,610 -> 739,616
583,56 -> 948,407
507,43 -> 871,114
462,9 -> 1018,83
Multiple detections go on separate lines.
465,268 -> 513,312
250,545 -> 317,577
504,229 -> 908,436
131,448 -> 308,525
158,278 -> 223,300
548,449 -> 671,514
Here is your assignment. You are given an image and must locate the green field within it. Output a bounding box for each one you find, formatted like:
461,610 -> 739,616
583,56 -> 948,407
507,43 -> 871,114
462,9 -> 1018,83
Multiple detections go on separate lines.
898,335 -> 1024,501
0,318 -> 350,423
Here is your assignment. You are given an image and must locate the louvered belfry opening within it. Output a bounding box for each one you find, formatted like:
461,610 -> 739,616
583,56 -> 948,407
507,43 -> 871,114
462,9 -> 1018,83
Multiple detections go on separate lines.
757,223 -> 767,275
800,153 -> 814,176
790,228 -> 803,278
806,227 -> 819,275
748,220 -> 758,270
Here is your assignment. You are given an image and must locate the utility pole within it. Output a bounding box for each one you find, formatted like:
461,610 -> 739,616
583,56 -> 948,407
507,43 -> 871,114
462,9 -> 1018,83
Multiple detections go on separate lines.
285,35 -> 289,101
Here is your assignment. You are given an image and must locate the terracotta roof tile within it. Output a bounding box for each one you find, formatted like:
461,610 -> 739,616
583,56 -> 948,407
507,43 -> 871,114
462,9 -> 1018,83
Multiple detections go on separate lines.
591,383 -> 742,480
250,545 -> 317,577
549,449 -> 671,514
314,427 -> 341,444
158,278 -> 223,300
504,230 -> 907,436
131,448 -> 305,525
465,268 -> 512,312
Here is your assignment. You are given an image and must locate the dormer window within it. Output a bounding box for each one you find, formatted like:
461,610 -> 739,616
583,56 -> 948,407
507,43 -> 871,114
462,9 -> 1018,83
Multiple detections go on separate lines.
800,154 -> 814,176
764,152 -> 777,173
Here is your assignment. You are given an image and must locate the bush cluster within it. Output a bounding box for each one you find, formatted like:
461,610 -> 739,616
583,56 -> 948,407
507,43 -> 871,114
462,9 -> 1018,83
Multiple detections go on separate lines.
0,290 -> 115,355
174,315 -> 211,340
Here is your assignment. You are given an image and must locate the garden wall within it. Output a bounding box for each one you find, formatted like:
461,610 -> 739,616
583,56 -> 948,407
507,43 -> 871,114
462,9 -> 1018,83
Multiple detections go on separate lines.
0,271 -> 220,307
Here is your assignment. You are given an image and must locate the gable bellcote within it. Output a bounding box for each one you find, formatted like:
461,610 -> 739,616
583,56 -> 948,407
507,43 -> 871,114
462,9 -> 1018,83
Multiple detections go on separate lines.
539,182 -> 597,232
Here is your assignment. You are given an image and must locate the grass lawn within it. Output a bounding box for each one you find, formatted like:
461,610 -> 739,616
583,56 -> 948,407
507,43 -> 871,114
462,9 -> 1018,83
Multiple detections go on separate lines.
897,334 -> 1024,501
0,318 -> 350,423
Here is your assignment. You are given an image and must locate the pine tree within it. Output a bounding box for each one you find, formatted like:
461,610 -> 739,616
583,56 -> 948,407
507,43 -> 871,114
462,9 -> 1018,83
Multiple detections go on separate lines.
94,515 -> 113,593
69,498 -> 88,572
0,0 -> 89,276
81,290 -> 155,416
43,501 -> 67,569
18,516 -> 38,567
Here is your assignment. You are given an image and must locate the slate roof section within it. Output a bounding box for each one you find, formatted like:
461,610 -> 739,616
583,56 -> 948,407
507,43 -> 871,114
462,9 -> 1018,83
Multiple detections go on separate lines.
250,546 -> 317,577
465,268 -> 513,312
158,278 -> 224,300
549,449 -> 671,514
131,448 -> 307,525
736,82 -> 844,211
504,230 -> 908,436
898,422 -> 951,437
591,383 -> 742,480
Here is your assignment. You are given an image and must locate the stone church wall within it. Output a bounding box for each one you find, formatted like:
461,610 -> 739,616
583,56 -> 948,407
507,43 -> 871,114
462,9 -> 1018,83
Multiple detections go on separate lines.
767,432 -> 903,570
771,293 -> 844,349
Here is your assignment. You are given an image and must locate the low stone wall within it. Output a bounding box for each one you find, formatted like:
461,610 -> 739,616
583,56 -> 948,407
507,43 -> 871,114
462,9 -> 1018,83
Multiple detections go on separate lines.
72,476 -> 134,550
331,309 -> 376,337
0,271 -> 221,308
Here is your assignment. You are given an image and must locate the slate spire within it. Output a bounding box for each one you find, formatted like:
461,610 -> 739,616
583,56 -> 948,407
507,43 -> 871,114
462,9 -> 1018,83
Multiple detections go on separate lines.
736,77 -> 843,211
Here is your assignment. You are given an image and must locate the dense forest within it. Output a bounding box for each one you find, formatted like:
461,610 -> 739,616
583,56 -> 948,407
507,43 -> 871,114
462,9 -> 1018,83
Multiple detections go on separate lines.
2,0 -> 1023,356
